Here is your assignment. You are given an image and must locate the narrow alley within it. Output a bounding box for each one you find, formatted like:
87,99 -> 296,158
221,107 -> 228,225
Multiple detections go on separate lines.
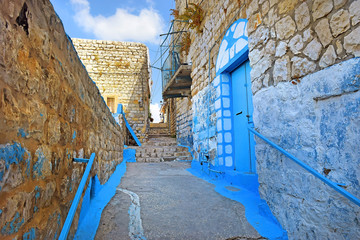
96,161 -> 262,240
1,0 -> 360,239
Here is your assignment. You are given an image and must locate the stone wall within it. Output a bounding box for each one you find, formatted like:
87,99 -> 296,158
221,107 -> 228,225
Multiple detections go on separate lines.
0,1 -> 124,239
72,39 -> 151,143
175,97 -> 193,146
172,0 -> 360,238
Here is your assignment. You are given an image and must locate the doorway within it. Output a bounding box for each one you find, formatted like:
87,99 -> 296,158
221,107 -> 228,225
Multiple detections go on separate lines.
231,60 -> 255,173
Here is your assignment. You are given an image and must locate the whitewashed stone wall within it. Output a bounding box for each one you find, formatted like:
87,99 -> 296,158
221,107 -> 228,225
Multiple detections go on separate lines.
254,58 -> 360,239
173,0 -> 360,238
72,39 -> 150,143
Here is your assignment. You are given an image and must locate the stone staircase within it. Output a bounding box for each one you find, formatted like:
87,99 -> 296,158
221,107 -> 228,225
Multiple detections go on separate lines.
132,123 -> 192,162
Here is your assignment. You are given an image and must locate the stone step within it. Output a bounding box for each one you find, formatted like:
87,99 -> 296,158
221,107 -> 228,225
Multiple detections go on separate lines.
148,127 -> 170,134
136,155 -> 192,163
148,134 -> 172,138
135,152 -> 191,159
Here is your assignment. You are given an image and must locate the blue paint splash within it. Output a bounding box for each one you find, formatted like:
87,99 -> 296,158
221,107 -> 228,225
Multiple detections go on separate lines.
23,228 -> 36,240
33,149 -> 48,178
1,212 -> 24,235
74,148 -> 135,239
72,131 -> 76,140
0,142 -> 30,183
189,163 -> 288,240
17,128 -> 29,138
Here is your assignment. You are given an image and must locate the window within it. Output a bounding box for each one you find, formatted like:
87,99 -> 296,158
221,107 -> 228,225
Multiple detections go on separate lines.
107,97 -> 115,113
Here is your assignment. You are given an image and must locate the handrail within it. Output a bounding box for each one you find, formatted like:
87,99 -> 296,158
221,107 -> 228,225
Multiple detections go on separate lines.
248,127 -> 360,207
59,153 -> 96,240
115,104 -> 141,146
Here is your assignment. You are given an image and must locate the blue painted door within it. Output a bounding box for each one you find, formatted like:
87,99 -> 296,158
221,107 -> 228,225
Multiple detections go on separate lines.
231,60 -> 255,172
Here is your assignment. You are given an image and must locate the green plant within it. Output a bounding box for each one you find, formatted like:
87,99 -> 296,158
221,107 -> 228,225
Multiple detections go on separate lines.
181,32 -> 191,55
177,3 -> 204,33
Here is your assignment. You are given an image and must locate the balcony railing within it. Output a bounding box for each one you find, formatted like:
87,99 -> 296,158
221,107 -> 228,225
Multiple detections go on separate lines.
160,21 -> 192,99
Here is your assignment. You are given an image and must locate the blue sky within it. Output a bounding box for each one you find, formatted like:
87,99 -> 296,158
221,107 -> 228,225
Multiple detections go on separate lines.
50,0 -> 175,122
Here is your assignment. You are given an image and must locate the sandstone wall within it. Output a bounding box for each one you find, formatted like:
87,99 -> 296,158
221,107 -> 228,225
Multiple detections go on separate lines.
72,39 -> 151,143
175,97 -> 193,146
173,0 -> 360,238
0,1 -> 124,239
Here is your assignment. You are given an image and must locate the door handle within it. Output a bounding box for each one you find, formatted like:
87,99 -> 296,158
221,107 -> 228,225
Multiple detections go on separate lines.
236,111 -> 242,115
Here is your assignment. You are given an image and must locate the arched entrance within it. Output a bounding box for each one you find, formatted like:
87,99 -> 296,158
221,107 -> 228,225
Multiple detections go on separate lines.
214,19 -> 256,173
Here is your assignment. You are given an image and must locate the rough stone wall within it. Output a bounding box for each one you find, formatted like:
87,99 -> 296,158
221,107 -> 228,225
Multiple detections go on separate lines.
247,0 -> 360,238
72,39 -> 150,143
0,1 -> 124,239
173,0 -> 360,238
247,0 -> 360,93
175,97 -> 193,146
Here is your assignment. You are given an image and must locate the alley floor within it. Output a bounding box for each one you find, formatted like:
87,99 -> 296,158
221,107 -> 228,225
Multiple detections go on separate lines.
95,161 -> 263,240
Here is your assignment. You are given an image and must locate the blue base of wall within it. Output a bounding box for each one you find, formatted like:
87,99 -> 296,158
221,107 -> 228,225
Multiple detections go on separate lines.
190,160 -> 288,240
74,148 -> 136,239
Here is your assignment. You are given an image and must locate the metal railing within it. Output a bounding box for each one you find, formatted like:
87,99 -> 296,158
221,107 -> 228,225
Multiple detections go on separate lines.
248,127 -> 360,207
160,21 -> 186,91
59,153 -> 96,240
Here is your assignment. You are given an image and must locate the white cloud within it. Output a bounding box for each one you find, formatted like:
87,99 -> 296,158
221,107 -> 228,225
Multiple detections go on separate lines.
150,103 -> 161,123
70,0 -> 164,43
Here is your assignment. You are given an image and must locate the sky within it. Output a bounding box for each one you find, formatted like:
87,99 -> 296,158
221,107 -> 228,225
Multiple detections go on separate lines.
50,0 -> 175,122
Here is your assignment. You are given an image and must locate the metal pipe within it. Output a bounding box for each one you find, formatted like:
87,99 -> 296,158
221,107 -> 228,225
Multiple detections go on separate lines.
59,153 -> 96,240
248,127 -> 360,207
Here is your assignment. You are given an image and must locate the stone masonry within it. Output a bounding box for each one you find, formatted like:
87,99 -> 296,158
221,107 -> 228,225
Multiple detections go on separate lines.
72,39 -> 151,143
0,1 -> 125,239
170,0 -> 360,239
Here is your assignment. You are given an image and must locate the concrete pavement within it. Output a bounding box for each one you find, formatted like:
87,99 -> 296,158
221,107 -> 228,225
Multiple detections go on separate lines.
95,161 -> 264,240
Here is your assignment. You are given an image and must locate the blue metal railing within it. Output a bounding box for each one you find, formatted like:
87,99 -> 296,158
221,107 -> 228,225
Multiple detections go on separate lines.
248,127 -> 360,207
59,153 -> 96,240
116,104 -> 141,146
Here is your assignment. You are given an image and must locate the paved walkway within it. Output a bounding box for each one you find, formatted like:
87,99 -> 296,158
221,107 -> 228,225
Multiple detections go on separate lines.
95,161 -> 263,240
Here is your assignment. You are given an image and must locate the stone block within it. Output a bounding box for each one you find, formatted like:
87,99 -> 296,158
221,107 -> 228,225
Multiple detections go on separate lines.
330,9 -> 350,37
350,0 -> 360,26
312,0 -> 333,20
295,2 -> 310,31
289,35 -> 304,54
275,16 -> 296,40
273,56 -> 291,84
344,26 -> 360,56
319,45 -> 337,68
315,18 -> 333,47
278,0 -> 299,15
291,56 -> 316,78
304,38 -> 322,60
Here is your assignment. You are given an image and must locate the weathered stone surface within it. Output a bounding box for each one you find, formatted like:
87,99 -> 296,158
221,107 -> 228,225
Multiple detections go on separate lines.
344,26 -> 360,56
291,56 -> 316,78
247,0 -> 259,16
335,40 -> 343,55
264,7 -> 279,26
304,38 -> 323,60
250,55 -> 272,80
262,1 -> 270,15
319,45 -> 337,68
278,0 -> 298,15
275,41 -> 287,57
349,0 -> 360,26
289,34 -> 304,54
334,0 -> 346,9
295,2 -> 310,31
275,16 -> 296,40
330,9 -> 350,37
249,25 -> 269,50
302,28 -> 313,42
315,18 -> 333,47
273,56 -> 290,84
312,0 -> 333,20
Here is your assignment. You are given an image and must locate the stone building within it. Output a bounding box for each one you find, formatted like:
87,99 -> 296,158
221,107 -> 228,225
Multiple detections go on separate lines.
72,39 -> 151,143
163,0 -> 360,238
0,1 -> 127,239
